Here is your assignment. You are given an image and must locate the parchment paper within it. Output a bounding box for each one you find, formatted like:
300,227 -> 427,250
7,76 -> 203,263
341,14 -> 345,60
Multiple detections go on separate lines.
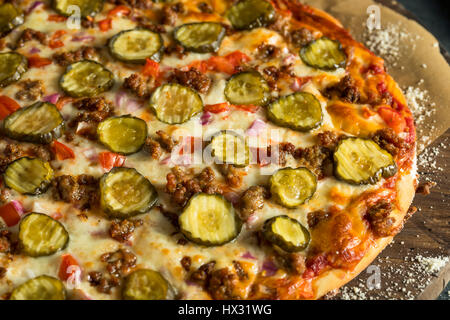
304,0 -> 450,152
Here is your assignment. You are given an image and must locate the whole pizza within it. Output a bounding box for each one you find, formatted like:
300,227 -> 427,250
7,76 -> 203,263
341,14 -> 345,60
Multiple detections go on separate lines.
0,0 -> 417,300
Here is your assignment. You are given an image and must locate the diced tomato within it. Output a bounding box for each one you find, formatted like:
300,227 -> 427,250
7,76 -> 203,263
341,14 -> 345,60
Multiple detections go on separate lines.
142,58 -> 160,79
48,14 -> 67,22
223,51 -> 251,66
204,102 -> 230,114
98,18 -> 112,32
186,60 -> 209,73
377,106 -> 406,133
27,55 -> 52,68
0,201 -> 23,227
49,30 -> 67,49
376,81 -> 388,95
58,254 -> 81,282
184,51 -> 251,75
232,104 -> 260,113
51,141 -> 75,160
99,151 -> 126,172
108,5 -> 131,17
51,211 -> 63,220
0,96 -> 20,120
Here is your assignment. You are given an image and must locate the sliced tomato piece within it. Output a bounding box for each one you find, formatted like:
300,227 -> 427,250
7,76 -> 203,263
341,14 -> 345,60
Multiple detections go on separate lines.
0,96 -> 20,120
377,106 -> 406,134
232,104 -> 260,113
0,200 -> 23,227
204,102 -> 230,114
108,5 -> 131,17
48,14 -> 67,22
27,55 -> 52,68
142,58 -> 160,79
98,18 -> 112,32
58,254 -> 81,282
99,151 -> 126,172
52,141 -> 75,160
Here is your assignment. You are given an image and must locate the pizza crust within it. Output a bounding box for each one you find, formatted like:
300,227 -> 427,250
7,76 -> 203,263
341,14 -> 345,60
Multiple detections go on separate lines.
312,163 -> 417,299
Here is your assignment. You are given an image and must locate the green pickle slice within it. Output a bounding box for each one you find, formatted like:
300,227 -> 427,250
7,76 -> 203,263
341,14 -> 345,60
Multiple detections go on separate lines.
109,28 -> 164,64
334,137 -> 397,185
10,275 -> 66,300
227,0 -> 276,30
100,167 -> 158,219
270,167 -> 317,208
97,115 -> 148,155
3,102 -> 64,144
0,3 -> 24,34
300,37 -> 346,70
174,22 -> 225,53
179,193 -> 242,246
60,60 -> 114,98
122,269 -> 170,300
52,0 -> 104,18
224,71 -> 269,106
0,52 -> 27,88
4,157 -> 54,195
262,215 -> 310,252
267,92 -> 322,131
210,131 -> 251,167
149,83 -> 203,124
19,213 -> 69,257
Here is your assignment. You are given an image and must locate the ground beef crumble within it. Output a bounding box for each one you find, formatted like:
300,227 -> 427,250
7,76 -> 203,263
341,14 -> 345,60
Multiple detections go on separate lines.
15,79 -> 45,101
291,27 -> 314,47
365,200 -> 396,238
216,164 -> 244,188
180,256 -> 191,272
168,68 -> 211,94
143,131 -> 178,159
68,97 -> 114,140
165,166 -> 223,207
161,2 -> 184,25
325,75 -> 360,104
52,175 -> 99,210
52,46 -> 100,67
257,43 -> 280,60
109,219 -> 143,243
238,186 -> 268,220
0,230 -> 12,254
294,145 -> 333,179
372,128 -> 408,157
15,28 -> 48,48
88,248 -> 137,294
307,210 -> 330,228
123,73 -> 151,99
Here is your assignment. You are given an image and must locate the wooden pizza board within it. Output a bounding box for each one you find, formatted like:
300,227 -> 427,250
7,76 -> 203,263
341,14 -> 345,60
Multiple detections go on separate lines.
326,0 -> 450,300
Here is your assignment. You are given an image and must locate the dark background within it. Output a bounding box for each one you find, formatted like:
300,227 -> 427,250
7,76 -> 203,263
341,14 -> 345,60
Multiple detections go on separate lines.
394,0 -> 449,300
396,0 -> 449,52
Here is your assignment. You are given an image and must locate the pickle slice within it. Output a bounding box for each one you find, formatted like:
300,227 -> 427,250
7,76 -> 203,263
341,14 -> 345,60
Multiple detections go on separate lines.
52,0 -> 104,18
267,92 -> 322,131
109,28 -> 164,64
210,131 -> 251,167
300,37 -> 346,71
0,52 -> 27,88
19,213 -> 69,257
3,102 -> 64,144
334,137 -> 397,185
100,167 -> 158,219
179,193 -> 242,246
98,116 -> 148,155
122,269 -> 170,300
227,0 -> 276,30
149,83 -> 203,124
224,71 -> 269,106
0,3 -> 23,34
4,157 -> 54,195
262,215 -> 310,252
60,60 -> 114,98
174,22 -> 225,53
270,167 -> 317,208
10,275 -> 66,300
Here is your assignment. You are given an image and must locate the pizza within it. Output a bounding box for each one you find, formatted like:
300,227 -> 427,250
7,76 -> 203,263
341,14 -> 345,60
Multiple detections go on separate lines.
0,0 -> 417,300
